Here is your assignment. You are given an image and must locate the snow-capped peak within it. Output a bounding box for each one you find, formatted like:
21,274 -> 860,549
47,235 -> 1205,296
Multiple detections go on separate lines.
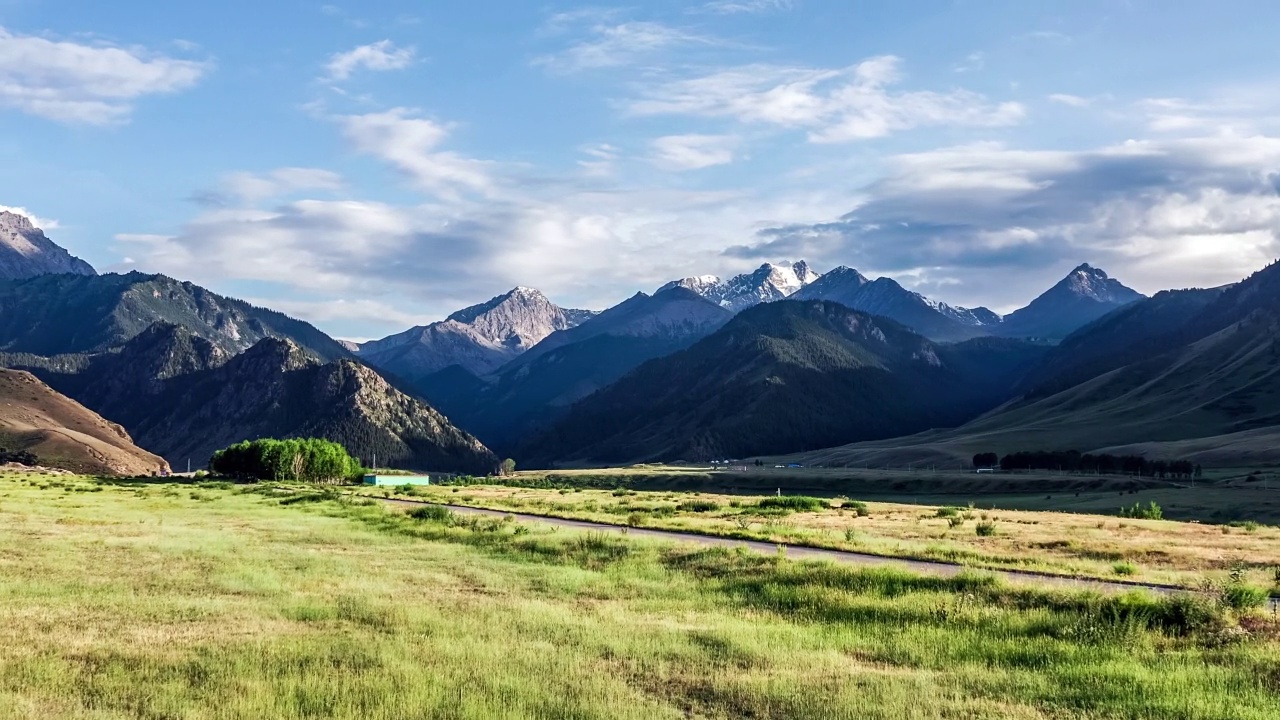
658,261 -> 822,313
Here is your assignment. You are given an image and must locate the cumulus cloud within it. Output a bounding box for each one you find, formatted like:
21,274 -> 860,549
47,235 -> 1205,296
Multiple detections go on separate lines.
116,172 -> 853,332
650,134 -> 738,170
625,56 -> 1025,142
0,26 -> 208,124
731,135 -> 1280,309
324,40 -> 415,81
339,109 -> 491,198
534,20 -> 724,73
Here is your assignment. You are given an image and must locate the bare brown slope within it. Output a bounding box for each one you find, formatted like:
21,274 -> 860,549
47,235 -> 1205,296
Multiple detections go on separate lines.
0,369 -> 168,476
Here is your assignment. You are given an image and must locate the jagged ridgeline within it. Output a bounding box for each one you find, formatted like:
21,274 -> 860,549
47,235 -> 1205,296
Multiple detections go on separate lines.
0,271 -> 351,360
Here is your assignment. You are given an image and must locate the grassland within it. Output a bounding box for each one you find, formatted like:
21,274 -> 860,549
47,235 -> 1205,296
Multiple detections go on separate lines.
366,481 -> 1280,591
3,471 -> 1280,718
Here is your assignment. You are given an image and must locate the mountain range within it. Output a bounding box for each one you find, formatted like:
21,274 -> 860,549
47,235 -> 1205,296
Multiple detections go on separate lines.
3,208 -> 1275,475
3,323 -> 497,474
783,262 -> 1280,468
521,300 -> 1047,465
418,286 -> 734,453
0,271 -> 351,360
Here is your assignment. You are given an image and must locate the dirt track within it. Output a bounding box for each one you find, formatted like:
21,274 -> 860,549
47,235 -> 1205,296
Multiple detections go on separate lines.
377,497 -> 1239,598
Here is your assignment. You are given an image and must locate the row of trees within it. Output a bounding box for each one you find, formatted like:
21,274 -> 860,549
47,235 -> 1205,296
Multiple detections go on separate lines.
975,450 -> 1203,479
210,438 -> 361,483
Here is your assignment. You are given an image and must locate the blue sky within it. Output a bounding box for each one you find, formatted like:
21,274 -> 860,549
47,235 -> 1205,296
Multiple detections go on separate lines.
2,0 -> 1280,339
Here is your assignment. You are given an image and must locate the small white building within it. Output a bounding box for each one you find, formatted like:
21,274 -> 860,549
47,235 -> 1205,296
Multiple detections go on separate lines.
363,474 -> 431,486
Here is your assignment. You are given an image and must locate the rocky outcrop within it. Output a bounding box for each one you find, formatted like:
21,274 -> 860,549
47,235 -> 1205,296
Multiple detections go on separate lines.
0,211 -> 95,280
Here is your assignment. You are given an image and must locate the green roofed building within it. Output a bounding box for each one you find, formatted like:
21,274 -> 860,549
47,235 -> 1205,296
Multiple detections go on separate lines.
363,475 -> 431,486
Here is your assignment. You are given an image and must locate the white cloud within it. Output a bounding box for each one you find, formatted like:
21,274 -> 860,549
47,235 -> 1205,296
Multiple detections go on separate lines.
578,143 -> 620,177
0,205 -> 58,230
1048,93 -> 1092,107
626,56 -> 1025,143
222,168 -> 344,203
324,40 -> 415,81
734,134 -> 1280,309
696,0 -> 795,14
0,26 -> 208,124
243,297 -> 435,329
118,171 -> 854,332
535,21 -> 723,73
650,134 -> 738,170
339,109 -> 491,198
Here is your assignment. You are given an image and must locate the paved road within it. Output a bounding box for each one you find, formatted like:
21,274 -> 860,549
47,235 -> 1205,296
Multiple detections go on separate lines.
377,497 -> 1201,597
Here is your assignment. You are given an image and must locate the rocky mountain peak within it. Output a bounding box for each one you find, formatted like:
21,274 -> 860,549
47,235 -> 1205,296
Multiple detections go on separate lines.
0,209 -> 96,280
359,286 -> 597,378
659,260 -> 821,313
998,263 -> 1145,339
235,336 -> 317,373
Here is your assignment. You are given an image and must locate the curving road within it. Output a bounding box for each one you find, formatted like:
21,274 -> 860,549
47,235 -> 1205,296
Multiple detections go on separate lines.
376,497 -> 1211,597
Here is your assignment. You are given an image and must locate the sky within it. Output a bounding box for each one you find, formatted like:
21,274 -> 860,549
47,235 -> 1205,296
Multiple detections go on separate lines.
2,0 -> 1280,340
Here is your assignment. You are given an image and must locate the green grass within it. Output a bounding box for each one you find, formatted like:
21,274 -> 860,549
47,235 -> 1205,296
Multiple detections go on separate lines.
1,474 -> 1279,719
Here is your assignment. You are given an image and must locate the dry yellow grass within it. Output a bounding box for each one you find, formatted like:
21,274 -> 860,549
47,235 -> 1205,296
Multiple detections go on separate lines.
387,483 -> 1280,589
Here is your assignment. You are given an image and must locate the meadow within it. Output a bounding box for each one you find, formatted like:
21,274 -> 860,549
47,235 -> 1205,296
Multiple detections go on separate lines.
2,469 -> 1280,719
370,480 -> 1280,591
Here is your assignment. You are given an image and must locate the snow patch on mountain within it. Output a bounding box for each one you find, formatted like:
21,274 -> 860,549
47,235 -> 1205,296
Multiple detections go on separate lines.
659,261 -> 821,312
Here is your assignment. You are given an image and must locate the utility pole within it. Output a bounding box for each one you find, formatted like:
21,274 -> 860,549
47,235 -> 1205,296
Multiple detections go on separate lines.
187,458 -> 191,474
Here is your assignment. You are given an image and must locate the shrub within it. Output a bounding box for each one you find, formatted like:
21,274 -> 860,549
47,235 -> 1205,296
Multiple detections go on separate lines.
1112,562 -> 1138,576
626,512 -> 646,527
1119,501 -> 1163,520
407,505 -> 454,524
677,500 -> 721,513
947,516 -> 964,529
975,521 -> 997,537
936,507 -> 960,518
756,496 -> 826,512
1221,584 -> 1270,611
842,500 -> 869,517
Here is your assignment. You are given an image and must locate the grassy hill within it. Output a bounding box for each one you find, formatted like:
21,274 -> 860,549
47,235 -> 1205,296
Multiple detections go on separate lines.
0,369 -> 168,475
779,263 -> 1280,469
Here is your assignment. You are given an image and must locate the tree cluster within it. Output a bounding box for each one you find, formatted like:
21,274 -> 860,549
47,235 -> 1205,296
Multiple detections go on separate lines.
210,438 -> 361,483
0,448 -> 38,466
972,452 -> 1000,468
989,450 -> 1201,478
